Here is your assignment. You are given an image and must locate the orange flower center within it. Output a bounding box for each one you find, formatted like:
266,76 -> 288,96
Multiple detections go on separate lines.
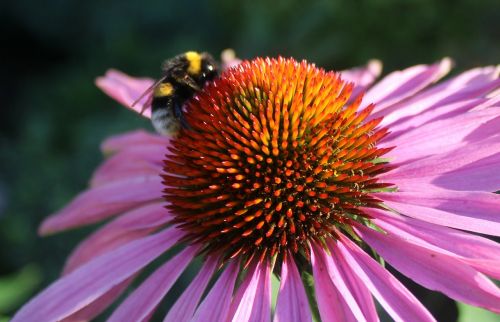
163,57 -> 394,264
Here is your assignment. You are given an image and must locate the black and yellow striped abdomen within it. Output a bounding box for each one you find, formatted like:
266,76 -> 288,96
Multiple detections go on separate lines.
148,51 -> 220,136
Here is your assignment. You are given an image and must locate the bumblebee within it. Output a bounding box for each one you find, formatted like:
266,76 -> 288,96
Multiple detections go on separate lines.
133,51 -> 219,135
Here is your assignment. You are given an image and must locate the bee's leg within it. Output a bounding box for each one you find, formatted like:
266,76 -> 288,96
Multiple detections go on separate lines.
180,115 -> 190,129
175,74 -> 201,92
174,101 -> 191,129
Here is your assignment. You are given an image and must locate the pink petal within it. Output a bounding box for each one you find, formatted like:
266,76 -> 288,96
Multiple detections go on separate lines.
385,98 -> 487,142
382,137 -> 500,192
430,153 -> 500,191
191,260 -> 239,322
61,278 -> 133,322
341,60 -> 383,87
367,208 -> 500,279
63,202 -> 170,274
100,130 -> 169,155
383,109 -> 499,163
163,255 -> 218,322
365,58 -> 452,112
355,223 -> 500,313
39,175 -> 164,235
95,69 -> 154,118
334,234 -> 436,322
228,261 -> 272,322
221,49 -> 242,70
375,185 -> 500,236
108,246 -> 198,322
310,244 -> 357,321
378,68 -> 500,130
91,145 -> 165,186
327,242 -> 379,322
311,242 -> 366,322
341,60 -> 383,99
12,228 -> 183,322
274,255 -> 312,322
474,94 -> 500,110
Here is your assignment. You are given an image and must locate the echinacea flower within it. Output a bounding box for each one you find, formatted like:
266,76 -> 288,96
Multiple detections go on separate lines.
14,54 -> 500,322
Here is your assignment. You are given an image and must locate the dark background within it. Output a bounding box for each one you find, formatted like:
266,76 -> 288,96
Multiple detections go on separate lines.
1,0 -> 499,321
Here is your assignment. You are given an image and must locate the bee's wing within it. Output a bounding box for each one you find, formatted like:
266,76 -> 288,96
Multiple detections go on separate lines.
131,76 -> 167,115
140,94 -> 154,114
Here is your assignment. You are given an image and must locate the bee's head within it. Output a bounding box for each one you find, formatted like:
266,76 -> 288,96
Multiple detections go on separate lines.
199,52 -> 219,83
185,52 -> 218,81
181,51 -> 220,90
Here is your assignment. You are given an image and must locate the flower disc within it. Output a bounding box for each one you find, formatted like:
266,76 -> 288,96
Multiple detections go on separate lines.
163,57 -> 394,262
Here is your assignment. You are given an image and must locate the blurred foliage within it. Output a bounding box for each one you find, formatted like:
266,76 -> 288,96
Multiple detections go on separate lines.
0,0 -> 499,320
0,265 -> 41,314
458,303 -> 500,322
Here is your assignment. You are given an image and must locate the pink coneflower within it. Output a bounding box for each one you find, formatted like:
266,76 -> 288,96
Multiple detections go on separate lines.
14,55 -> 500,322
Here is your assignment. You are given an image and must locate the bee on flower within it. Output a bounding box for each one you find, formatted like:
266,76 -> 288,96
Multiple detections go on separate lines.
14,51 -> 500,322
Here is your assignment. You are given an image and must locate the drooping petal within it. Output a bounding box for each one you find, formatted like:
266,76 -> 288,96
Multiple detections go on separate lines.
355,223 -> 500,313
12,228 -> 183,322
375,185 -> 500,236
327,241 -> 379,322
100,130 -> 169,155
311,243 -> 357,322
39,175 -> 164,235
274,255 -> 312,322
365,58 -> 452,112
334,234 -> 436,322
63,202 -> 170,274
163,255 -> 218,322
61,278 -> 133,322
108,246 -> 198,322
191,260 -> 240,322
311,242 -> 366,322
95,69 -> 154,118
91,145 -> 165,186
228,260 -> 272,322
366,208 -> 500,279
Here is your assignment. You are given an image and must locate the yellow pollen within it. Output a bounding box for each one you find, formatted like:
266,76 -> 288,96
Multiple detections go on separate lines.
154,82 -> 174,97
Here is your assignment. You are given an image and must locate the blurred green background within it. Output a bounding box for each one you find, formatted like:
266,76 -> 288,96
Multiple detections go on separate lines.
1,0 -> 499,321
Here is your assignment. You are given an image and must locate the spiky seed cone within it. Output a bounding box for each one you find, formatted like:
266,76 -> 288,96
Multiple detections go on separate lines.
163,57 -> 394,263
